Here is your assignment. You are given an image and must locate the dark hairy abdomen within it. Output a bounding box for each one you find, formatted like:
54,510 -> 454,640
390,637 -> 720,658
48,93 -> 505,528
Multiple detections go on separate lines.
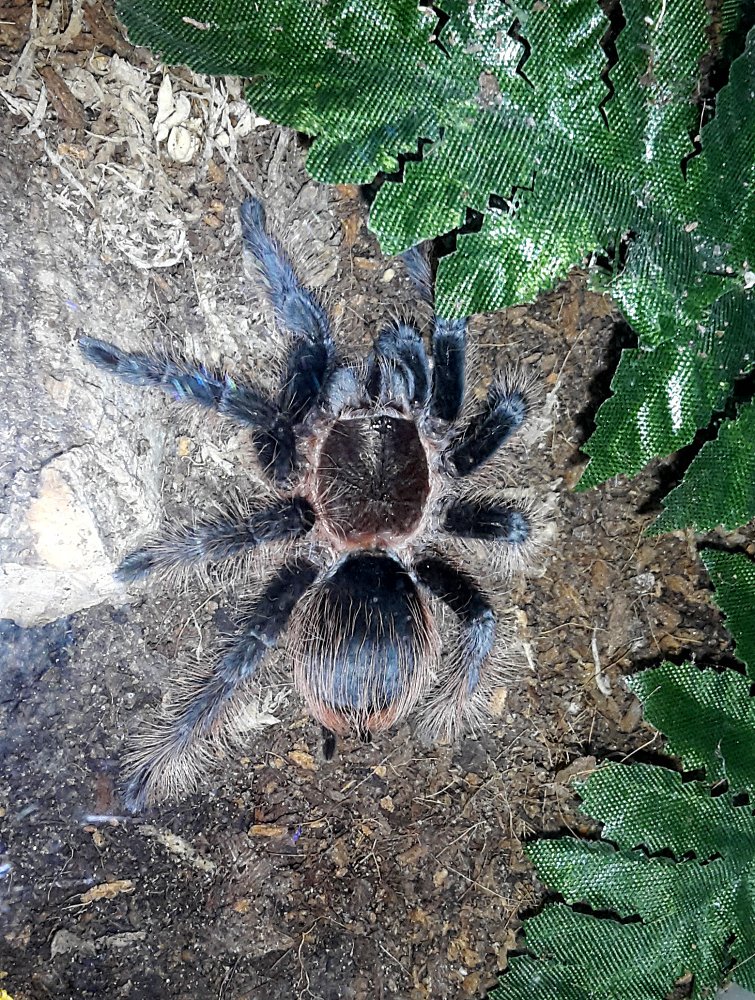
316,414 -> 430,542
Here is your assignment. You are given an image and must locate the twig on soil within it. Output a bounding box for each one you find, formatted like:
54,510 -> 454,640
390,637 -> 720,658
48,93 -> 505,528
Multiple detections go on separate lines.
379,942 -> 409,973
431,857 -> 514,905
215,142 -> 256,196
619,731 -> 660,764
592,626 -> 612,697
436,820 -> 485,858
549,328 -> 585,456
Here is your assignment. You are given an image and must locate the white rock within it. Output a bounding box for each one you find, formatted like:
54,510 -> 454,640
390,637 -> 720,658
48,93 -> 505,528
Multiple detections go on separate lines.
1,456 -> 124,626
167,124 -> 199,163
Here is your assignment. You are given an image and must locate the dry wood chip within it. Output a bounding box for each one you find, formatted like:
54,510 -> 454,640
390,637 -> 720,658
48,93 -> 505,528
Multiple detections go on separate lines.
341,213 -> 361,248
57,142 -> 90,161
39,66 -> 85,130
396,844 -> 428,866
137,824 -> 216,873
554,755 -> 597,785
83,1 -> 133,57
248,824 -> 287,838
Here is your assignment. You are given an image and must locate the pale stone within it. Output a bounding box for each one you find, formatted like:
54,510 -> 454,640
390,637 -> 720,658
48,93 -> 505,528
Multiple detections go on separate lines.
1,456 -> 125,626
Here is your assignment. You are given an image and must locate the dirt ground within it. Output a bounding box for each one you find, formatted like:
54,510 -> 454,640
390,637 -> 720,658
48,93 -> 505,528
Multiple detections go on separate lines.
0,5 -> 744,1000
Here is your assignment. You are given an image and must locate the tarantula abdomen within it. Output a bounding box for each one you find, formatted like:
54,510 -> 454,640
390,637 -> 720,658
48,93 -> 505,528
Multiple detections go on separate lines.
79,196 -> 545,808
290,552 -> 439,737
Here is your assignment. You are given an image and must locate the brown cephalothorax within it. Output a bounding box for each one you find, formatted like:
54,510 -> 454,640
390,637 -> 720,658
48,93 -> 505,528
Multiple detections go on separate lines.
79,197 -> 544,808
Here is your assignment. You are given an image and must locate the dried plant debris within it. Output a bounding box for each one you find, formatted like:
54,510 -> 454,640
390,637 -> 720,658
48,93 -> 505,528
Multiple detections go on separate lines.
0,1 -> 266,270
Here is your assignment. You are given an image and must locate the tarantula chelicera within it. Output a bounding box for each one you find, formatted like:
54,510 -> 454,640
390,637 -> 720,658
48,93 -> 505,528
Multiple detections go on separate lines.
80,198 -> 542,808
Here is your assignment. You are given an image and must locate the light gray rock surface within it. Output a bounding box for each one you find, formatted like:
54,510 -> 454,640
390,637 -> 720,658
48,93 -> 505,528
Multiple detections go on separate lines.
0,180 -> 165,625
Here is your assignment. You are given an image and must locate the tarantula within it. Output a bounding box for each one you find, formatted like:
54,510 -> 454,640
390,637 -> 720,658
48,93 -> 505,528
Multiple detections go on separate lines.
80,198 -> 541,808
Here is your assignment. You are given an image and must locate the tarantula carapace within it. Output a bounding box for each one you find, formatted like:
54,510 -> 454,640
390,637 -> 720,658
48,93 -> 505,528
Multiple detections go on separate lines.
80,198 -> 541,808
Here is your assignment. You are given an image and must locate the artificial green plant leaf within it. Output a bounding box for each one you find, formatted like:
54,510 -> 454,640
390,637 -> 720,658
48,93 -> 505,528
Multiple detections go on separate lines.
117,0 -> 462,183
574,291 -> 755,488
628,662 -> 755,789
577,761 -> 755,858
702,549 -> 755,673
490,762 -> 755,1000
649,398 -> 755,533
579,27 -> 755,490
373,0 -> 718,320
490,849 -> 755,1000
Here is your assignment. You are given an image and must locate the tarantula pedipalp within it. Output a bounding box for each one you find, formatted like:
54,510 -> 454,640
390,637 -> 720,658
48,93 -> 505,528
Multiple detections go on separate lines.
80,197 -> 542,808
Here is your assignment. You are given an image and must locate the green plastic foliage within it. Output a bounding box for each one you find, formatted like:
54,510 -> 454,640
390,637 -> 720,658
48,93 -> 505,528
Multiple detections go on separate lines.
491,771 -> 755,1000
627,555 -> 755,789
629,663 -> 755,792
492,843 -> 755,999
116,0 -> 459,182
581,26 -> 755,490
491,554 -> 755,1000
374,0 -> 718,318
579,761 -> 755,857
650,399 -> 755,533
702,549 -> 755,674
578,293 -> 755,492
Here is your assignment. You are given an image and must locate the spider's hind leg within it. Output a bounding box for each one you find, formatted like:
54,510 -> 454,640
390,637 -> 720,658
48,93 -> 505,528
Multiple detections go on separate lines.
124,558 -> 319,809
240,198 -> 335,424
414,555 -> 497,739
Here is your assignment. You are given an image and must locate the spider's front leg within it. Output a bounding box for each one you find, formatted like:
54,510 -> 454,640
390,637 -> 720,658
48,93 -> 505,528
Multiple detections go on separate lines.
402,245 -> 467,422
79,337 -> 296,482
443,498 -> 531,544
414,556 -> 497,738
442,494 -> 543,577
366,321 -> 431,408
125,558 -> 319,810
117,496 -> 315,580
240,198 -> 335,424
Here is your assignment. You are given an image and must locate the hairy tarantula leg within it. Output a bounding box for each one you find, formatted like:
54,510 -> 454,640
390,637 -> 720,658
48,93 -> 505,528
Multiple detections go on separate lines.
443,499 -> 531,544
125,559 -> 319,810
79,336 -> 296,482
414,556 -> 495,737
446,376 -> 528,477
366,321 -> 430,407
402,245 -> 433,301
240,198 -> 335,423
402,245 -> 467,422
117,497 -> 316,581
430,317 -> 467,423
